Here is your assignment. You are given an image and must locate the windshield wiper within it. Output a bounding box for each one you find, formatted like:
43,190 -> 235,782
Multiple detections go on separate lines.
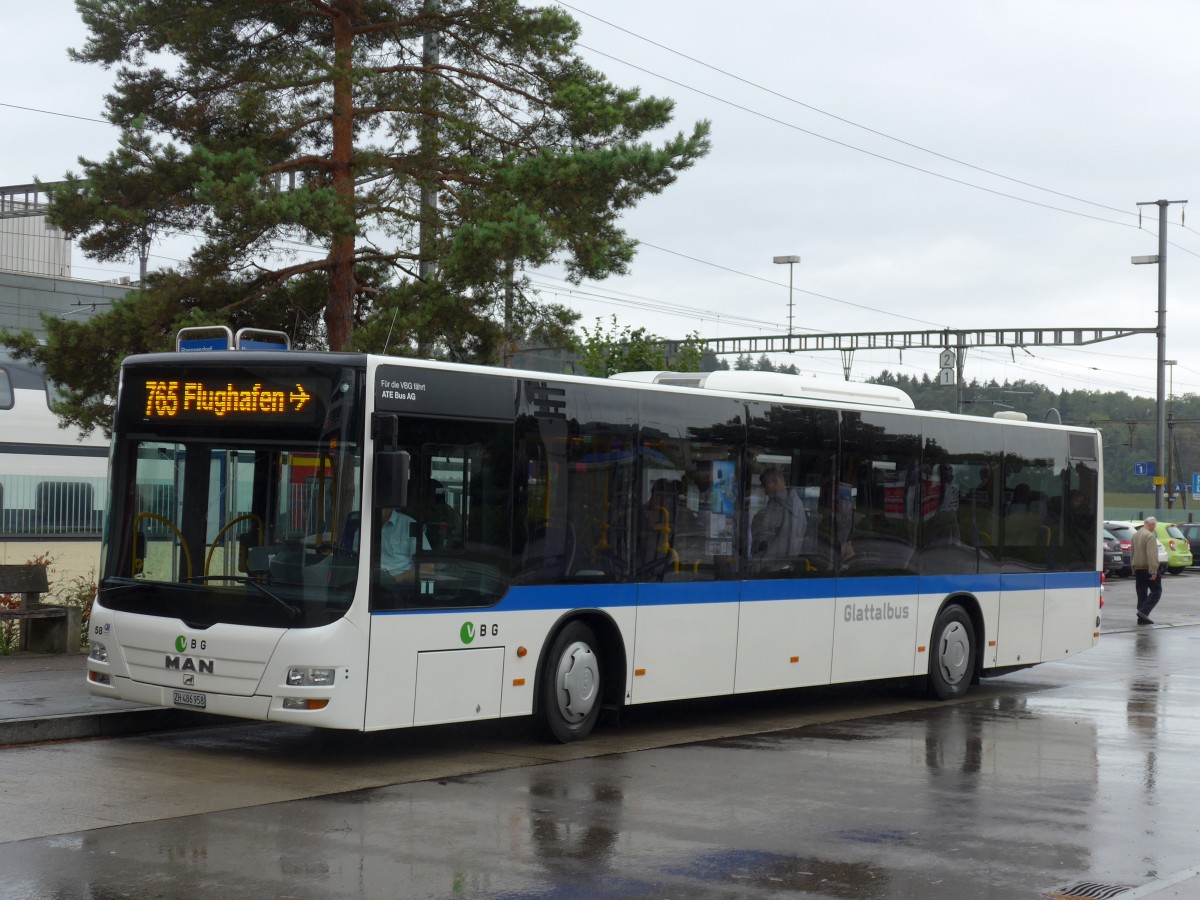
100,578 -> 152,597
186,575 -> 302,620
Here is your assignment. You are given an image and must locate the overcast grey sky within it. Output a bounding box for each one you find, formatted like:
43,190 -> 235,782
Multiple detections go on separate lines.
5,1 -> 1200,401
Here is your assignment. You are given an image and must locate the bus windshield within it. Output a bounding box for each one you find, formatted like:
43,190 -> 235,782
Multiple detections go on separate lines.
99,360 -> 364,628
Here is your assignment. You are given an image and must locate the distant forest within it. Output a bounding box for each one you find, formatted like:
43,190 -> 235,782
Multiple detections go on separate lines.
712,354 -> 1190,498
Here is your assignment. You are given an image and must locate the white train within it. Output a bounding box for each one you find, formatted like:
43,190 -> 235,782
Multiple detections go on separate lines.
0,352 -> 108,536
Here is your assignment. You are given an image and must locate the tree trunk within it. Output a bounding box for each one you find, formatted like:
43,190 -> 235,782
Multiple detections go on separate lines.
325,2 -> 359,352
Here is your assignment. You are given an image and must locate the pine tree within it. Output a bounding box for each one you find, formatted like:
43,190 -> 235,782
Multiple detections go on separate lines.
7,0 -> 710,434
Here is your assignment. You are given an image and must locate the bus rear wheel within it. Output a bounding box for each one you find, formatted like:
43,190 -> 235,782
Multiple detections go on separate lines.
538,621 -> 602,743
927,605 -> 975,701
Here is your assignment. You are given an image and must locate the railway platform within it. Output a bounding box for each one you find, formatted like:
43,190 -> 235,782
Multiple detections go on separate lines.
0,651 -> 218,746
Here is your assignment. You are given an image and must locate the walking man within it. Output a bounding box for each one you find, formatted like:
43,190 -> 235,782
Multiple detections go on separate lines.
1131,516 -> 1162,625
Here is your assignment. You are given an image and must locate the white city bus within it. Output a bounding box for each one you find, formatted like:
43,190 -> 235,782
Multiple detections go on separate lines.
86,349 -> 1102,742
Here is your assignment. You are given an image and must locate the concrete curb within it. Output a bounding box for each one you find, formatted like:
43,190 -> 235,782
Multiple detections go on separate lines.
0,708 -> 230,747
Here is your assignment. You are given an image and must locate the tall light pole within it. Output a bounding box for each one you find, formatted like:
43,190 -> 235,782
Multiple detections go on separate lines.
1133,198 -> 1187,510
772,255 -> 800,339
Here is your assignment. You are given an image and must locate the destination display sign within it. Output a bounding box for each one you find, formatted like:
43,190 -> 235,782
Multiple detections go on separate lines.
119,364 -> 345,431
142,378 -> 312,419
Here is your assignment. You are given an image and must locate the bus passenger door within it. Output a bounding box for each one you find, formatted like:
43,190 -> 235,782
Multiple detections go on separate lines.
735,403 -> 839,694
632,396 -> 743,704
831,411 -> 922,683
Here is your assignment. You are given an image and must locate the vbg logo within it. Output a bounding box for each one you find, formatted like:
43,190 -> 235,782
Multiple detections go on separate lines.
175,635 -> 187,653
460,622 -> 498,644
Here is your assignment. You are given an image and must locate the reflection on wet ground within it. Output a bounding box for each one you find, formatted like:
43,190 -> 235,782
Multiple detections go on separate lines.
5,601 -> 1200,897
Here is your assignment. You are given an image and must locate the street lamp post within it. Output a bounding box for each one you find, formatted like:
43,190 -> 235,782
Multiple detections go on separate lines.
773,255 -> 801,339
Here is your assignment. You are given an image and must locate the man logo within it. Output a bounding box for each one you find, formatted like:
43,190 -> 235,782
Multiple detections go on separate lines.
164,655 -> 214,674
460,622 -> 476,644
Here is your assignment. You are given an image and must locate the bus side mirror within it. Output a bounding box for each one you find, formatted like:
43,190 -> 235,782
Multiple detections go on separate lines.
375,451 -> 410,509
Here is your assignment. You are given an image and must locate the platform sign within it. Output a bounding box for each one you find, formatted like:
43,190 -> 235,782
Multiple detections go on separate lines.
176,326 -> 232,352
178,336 -> 229,351
234,328 -> 290,351
237,337 -> 289,351
1134,461 -> 1156,477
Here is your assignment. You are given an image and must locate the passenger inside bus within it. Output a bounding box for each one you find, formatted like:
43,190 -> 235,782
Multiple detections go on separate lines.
751,466 -> 807,561
378,505 -> 431,581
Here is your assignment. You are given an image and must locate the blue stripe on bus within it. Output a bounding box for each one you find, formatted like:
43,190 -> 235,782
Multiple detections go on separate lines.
636,581 -> 741,606
371,569 -> 1098,615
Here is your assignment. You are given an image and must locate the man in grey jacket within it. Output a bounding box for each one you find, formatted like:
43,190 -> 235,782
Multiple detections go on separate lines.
1131,516 -> 1162,625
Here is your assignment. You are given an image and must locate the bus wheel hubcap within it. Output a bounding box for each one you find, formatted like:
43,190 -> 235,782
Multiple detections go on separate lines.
556,641 -> 598,722
939,622 -> 969,684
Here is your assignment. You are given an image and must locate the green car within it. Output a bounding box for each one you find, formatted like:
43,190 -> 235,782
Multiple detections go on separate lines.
1157,522 -> 1194,575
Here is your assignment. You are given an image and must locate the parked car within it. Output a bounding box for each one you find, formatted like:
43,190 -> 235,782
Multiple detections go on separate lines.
1105,520 -> 1167,576
1102,520 -> 1135,576
1156,522 -> 1193,574
1102,529 -> 1125,576
1176,521 -> 1200,565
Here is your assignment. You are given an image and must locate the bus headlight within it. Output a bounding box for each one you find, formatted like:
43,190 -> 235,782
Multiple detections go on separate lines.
89,641 -> 108,663
287,666 -> 336,686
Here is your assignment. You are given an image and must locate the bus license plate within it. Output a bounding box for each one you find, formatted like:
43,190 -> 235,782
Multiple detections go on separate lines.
172,689 -> 207,710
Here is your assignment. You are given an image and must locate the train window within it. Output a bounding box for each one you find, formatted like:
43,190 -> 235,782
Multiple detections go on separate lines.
0,368 -> 12,410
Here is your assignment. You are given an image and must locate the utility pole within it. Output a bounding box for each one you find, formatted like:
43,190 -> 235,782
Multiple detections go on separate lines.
1134,198 -> 1187,510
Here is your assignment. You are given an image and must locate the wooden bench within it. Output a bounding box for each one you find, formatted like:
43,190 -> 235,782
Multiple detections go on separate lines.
0,564 -> 81,654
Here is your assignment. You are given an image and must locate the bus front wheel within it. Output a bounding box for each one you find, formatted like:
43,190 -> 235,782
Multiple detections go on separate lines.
538,621 -> 602,743
927,605 -> 975,701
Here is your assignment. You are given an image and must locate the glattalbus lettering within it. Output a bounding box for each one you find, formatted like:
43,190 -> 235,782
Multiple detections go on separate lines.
843,601 -> 910,622
164,655 -> 216,674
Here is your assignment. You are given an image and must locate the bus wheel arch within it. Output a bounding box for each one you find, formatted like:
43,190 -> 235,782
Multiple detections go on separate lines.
533,611 -> 626,743
927,596 -> 980,701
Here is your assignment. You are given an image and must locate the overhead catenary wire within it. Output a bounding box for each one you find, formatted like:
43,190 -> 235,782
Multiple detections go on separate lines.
559,0 -> 1140,221
574,42 -> 1144,232
526,275 -> 786,332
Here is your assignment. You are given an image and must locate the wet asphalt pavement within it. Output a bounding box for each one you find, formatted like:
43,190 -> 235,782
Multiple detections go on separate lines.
1,574 -> 1199,898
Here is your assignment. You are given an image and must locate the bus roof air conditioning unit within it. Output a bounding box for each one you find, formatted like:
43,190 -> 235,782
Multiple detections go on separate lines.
609,370 -> 914,408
